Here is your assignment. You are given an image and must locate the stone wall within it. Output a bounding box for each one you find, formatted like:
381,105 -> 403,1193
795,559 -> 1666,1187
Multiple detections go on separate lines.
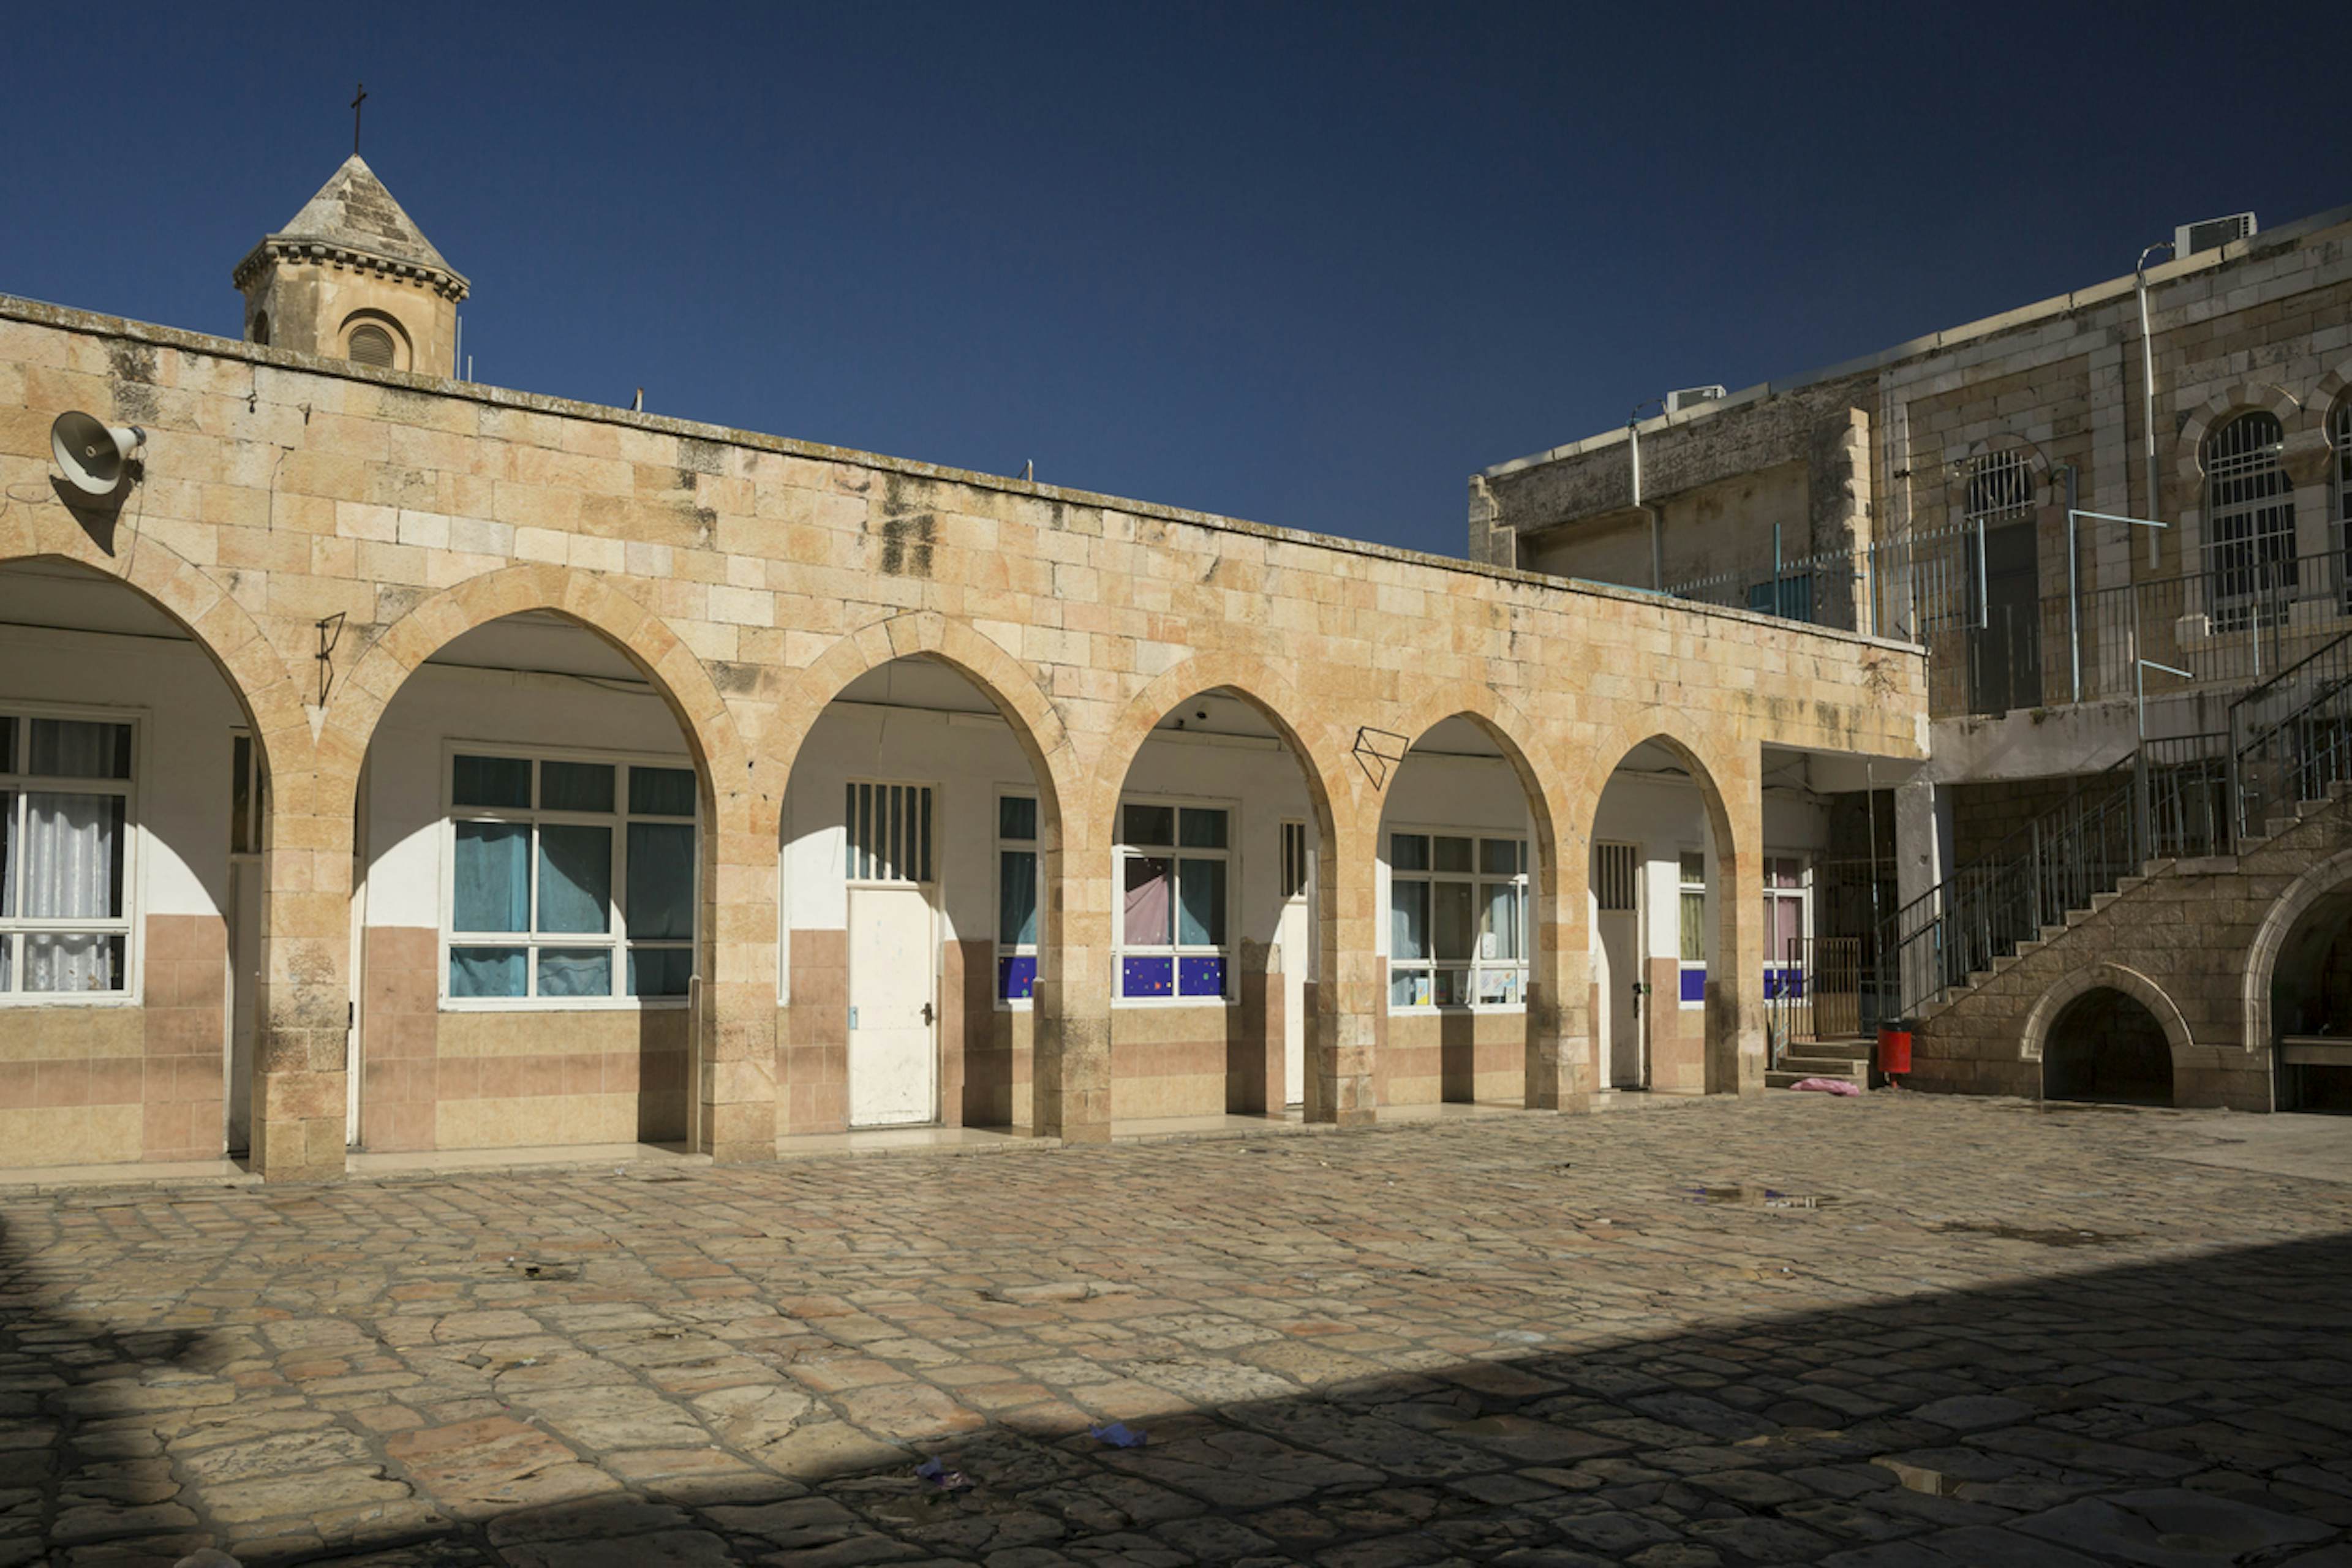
0,291 -> 1927,1179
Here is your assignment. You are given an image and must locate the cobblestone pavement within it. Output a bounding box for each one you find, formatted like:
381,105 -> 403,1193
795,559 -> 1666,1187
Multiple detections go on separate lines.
6,1093 -> 2352,1568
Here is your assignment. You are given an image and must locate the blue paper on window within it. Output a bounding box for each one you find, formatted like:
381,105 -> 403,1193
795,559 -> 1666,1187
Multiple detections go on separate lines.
998,954 -> 1036,1001
1122,955 -> 1172,997
1178,955 -> 1225,999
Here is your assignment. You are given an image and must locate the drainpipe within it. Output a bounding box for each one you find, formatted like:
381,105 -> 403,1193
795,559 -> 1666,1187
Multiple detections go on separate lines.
2135,243 -> 2174,572
1630,399 -> 1665,590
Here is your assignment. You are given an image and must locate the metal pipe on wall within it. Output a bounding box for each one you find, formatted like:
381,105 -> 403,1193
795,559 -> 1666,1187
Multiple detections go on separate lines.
2136,243 -> 2174,571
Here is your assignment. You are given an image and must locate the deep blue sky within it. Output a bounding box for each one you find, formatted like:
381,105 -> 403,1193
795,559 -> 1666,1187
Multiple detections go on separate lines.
2,3 -> 2343,556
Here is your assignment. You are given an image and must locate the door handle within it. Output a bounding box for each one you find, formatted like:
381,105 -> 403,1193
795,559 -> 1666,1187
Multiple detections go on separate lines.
921,1001 -> 935,1026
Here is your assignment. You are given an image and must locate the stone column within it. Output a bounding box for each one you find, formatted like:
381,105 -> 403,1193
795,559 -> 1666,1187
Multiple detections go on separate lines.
1034,799 -> 1112,1142
250,780 -> 350,1182
1525,818 -> 1589,1110
1309,820 -> 1378,1127
1892,780 -> 1953,1014
699,782 -> 780,1163
1709,761 -> 1768,1096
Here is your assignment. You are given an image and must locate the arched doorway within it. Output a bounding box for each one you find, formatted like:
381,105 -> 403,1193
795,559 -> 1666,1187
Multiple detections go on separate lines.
1587,736 -> 1741,1095
0,557 -> 280,1164
776,653 -> 1059,1134
2266,882 -> 2352,1112
1104,686 -> 1329,1125
349,610 -> 712,1153
1376,715 -> 1551,1108
2043,987 -> 2176,1106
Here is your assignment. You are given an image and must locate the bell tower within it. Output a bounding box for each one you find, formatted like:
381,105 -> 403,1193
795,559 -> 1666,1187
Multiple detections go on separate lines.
232,156 -> 469,377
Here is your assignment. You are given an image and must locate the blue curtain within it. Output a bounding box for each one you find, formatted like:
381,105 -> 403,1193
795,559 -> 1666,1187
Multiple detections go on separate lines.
1177,859 -> 1224,946
1000,850 -> 1038,946
628,946 -> 693,997
541,761 -> 614,813
453,823 -> 529,931
537,824 -> 611,933
451,946 -> 525,997
630,766 -> 697,816
626,823 -> 693,940
1391,879 -> 1428,960
537,948 -> 611,998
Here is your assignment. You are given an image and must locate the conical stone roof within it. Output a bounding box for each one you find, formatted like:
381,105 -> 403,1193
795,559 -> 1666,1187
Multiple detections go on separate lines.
234,156 -> 469,299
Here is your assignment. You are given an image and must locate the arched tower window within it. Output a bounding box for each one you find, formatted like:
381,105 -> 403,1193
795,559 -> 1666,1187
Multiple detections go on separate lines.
2204,410 -> 2296,630
347,323 -> 397,369
249,312 -> 270,348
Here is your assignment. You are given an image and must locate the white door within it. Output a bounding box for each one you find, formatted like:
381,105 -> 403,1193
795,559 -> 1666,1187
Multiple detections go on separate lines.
849,884 -> 937,1127
1279,821 -> 1313,1108
1594,842 -> 1644,1090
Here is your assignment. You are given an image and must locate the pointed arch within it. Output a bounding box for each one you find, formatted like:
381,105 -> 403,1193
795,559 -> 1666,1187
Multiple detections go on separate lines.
320,564 -> 752,826
763,611 -> 1078,834
1093,651 -> 1352,843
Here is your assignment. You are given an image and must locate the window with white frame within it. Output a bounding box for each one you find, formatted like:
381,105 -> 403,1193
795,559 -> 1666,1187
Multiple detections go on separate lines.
1676,850 -> 1707,1007
1116,797 -> 1230,1001
0,714 -> 134,998
1762,855 -> 1806,999
1389,831 -> 1528,1009
2206,411 -> 2298,629
445,750 -> 696,1003
996,793 -> 1038,1004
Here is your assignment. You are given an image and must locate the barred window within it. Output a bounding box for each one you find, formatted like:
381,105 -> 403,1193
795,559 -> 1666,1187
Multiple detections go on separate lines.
2206,411 -> 2297,627
1964,448 -> 2035,526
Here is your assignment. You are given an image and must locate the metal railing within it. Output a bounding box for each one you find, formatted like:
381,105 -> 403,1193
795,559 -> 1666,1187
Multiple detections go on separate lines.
2230,628 -> 2352,840
1871,642 -> 2352,1022
1660,533 -> 2352,722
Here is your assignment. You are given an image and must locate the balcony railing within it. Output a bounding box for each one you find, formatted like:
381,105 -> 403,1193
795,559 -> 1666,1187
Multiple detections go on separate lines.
1660,531 -> 2352,721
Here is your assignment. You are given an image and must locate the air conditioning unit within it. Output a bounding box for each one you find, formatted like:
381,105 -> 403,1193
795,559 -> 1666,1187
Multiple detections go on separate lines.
1664,384 -> 1727,414
2173,211 -> 2257,257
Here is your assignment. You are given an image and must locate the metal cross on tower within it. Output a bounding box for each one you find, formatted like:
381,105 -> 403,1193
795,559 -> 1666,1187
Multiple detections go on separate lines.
350,82 -> 368,156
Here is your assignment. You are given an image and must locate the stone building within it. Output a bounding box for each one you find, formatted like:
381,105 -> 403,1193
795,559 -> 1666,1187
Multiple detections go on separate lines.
0,157 -> 1924,1181
1475,203 -> 2352,1111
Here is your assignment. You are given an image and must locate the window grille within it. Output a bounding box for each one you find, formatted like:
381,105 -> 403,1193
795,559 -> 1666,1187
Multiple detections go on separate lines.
347,323 -> 396,368
995,794 -> 1038,1003
845,782 -> 932,884
1964,449 -> 2035,526
2205,412 -> 2298,630
1115,797 -> 1231,1001
1594,842 -> 1638,913
1390,831 -> 1528,1009
1280,820 -> 1311,900
445,750 -> 697,1002
0,714 -> 135,998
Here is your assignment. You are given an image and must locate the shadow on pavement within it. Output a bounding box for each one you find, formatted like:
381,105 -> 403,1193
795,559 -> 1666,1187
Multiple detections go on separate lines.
3,1177 -> 2351,1566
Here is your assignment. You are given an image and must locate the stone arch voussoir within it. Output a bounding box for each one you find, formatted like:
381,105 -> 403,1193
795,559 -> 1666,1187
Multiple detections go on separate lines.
2020,961 -> 2195,1064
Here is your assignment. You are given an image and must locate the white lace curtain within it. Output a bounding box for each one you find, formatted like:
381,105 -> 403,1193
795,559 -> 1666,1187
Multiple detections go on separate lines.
6,721 -> 126,993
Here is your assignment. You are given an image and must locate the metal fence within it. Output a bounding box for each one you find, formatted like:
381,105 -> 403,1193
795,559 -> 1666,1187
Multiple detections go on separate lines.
1662,532 -> 2352,722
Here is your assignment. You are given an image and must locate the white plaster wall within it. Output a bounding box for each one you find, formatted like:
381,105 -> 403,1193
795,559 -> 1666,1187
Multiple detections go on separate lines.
363,667 -> 696,931
1591,774 -> 1828,971
778,712 -> 1319,998
0,627 -> 241,922
1374,753 -> 1539,963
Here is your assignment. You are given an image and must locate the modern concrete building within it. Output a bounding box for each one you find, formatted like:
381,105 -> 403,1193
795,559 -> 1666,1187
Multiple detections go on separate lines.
1479,203 -> 2352,1111
0,157 -> 1924,1182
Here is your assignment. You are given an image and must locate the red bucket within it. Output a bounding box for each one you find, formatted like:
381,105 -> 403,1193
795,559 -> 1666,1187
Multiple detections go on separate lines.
1877,1027 -> 1912,1077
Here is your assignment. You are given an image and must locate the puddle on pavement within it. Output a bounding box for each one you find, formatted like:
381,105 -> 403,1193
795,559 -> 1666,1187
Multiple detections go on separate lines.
1687,1185 -> 1833,1210
1931,1220 -> 2133,1248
